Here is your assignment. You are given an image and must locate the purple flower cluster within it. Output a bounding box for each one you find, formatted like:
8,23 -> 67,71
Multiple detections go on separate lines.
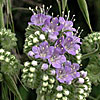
28,7 -> 82,84
56,61 -> 80,84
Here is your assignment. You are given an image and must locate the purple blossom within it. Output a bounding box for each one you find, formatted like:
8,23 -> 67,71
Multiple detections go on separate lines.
28,14 -> 51,26
31,41 -> 51,60
56,61 -> 80,84
55,36 -> 66,55
48,47 -> 66,68
42,17 -> 63,41
59,17 -> 76,32
62,32 -> 82,55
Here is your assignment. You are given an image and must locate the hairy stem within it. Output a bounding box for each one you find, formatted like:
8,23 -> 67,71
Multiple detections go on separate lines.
82,43 -> 100,60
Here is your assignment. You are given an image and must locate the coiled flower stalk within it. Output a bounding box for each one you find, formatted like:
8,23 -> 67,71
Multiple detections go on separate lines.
0,28 -> 17,50
81,32 -> 100,84
0,48 -> 20,75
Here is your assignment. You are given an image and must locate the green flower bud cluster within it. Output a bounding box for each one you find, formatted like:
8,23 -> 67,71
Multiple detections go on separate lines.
82,32 -> 100,53
0,49 -> 20,75
37,66 -> 56,94
86,55 -> 100,84
74,72 -> 92,100
0,28 -> 17,50
22,61 -> 39,89
82,32 -> 100,84
24,31 -> 46,54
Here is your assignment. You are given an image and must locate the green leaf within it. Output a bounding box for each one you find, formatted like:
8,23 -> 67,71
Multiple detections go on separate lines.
77,0 -> 93,32
1,83 -> 9,100
4,74 -> 22,100
6,0 -> 15,32
62,0 -> 68,14
56,0 -> 62,16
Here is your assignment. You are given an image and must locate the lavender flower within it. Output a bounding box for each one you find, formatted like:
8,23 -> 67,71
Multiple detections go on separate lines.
63,32 -> 82,55
55,36 -> 66,55
56,61 -> 80,84
59,17 -> 76,32
48,48 -> 66,68
28,14 -> 51,26
31,41 -> 51,60
42,17 -> 63,41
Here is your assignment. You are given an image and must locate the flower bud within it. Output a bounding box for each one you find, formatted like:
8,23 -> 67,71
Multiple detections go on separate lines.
79,95 -> 84,100
88,39 -> 93,43
78,78 -> 84,84
22,75 -> 26,79
56,85 -> 63,91
5,58 -> 10,62
80,71 -> 87,78
5,52 -> 11,56
93,37 -> 98,41
50,69 -> 56,75
48,84 -> 53,89
76,54 -> 81,60
29,34 -> 34,38
56,93 -> 63,98
28,51 -> 34,57
0,32 -> 3,35
42,74 -> 49,81
0,56 -> 4,60
31,60 -> 38,66
33,37 -> 39,43
24,62 -> 30,67
29,79 -> 33,82
42,87 -> 47,92
42,82 -> 48,87
49,78 -> 55,83
83,93 -> 88,97
98,36 -> 100,39
0,49 -> 4,53
85,77 -> 89,81
62,97 -> 68,100
28,42 -> 32,46
78,88 -> 84,94
29,67 -> 35,72
34,31 -> 40,35
63,90 -> 69,96
28,73 -> 34,78
41,63 -> 48,71
77,60 -> 81,64
39,34 -> 45,40
83,85 -> 88,91
23,68 -> 28,73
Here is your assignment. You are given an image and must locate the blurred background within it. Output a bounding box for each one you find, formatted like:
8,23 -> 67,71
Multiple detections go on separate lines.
7,0 -> 100,100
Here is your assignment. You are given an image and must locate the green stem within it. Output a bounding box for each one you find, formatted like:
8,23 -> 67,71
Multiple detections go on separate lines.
82,43 -> 99,60
0,2 -> 4,30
